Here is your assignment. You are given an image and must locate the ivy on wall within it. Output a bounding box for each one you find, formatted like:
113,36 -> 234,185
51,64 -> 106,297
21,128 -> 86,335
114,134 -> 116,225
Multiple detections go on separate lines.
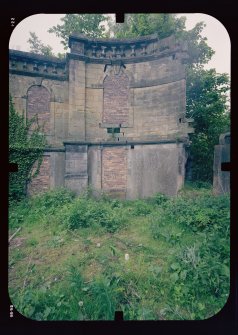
9,96 -> 47,202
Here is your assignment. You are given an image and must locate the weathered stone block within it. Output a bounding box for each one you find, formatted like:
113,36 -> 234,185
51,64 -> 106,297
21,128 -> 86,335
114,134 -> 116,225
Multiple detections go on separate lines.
213,133 -> 230,195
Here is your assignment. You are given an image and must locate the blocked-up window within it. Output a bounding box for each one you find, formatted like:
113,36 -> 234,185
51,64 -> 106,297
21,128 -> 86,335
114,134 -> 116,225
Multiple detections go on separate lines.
103,72 -> 129,125
27,85 -> 51,134
102,147 -> 127,192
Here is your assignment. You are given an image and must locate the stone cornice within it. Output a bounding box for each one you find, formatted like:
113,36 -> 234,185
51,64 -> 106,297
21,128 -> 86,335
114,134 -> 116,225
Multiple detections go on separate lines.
67,49 -> 187,65
9,49 -> 66,64
68,33 -> 188,63
9,49 -> 67,80
69,33 -> 158,47
63,138 -> 188,147
9,34 -> 188,78
9,68 -> 68,81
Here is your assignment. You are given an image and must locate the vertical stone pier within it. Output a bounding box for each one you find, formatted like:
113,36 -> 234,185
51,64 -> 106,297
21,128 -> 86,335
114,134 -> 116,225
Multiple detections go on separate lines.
213,133 -> 230,195
64,143 -> 88,194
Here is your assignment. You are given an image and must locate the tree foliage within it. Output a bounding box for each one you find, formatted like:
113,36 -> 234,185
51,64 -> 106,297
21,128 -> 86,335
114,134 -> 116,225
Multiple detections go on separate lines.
110,13 -> 186,39
28,32 -> 54,56
9,97 -> 47,202
48,14 -> 110,49
186,68 -> 230,181
27,32 -> 66,58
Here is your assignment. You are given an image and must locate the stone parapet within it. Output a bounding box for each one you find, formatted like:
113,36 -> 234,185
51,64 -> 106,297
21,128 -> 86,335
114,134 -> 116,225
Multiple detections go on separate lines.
9,50 -> 67,80
68,33 -> 188,64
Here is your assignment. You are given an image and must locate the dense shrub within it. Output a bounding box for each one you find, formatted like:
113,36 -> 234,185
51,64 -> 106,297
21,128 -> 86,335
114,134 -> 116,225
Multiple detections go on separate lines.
31,188 -> 76,214
130,200 -> 154,216
66,198 -> 126,232
151,193 -> 229,236
9,188 -> 76,229
149,193 -> 169,206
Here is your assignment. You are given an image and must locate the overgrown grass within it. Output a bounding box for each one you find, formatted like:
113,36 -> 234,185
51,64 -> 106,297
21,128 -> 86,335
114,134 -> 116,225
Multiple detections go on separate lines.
8,185 -> 230,320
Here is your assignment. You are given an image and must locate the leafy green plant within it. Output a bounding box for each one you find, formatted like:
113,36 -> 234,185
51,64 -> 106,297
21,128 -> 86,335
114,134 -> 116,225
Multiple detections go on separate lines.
130,200 -> 154,216
66,197 -> 126,232
151,192 -> 229,236
30,188 -> 76,215
149,193 -> 169,206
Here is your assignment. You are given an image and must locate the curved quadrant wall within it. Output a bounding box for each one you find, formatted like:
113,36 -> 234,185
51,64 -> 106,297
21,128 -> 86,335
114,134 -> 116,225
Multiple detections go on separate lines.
9,33 -> 194,198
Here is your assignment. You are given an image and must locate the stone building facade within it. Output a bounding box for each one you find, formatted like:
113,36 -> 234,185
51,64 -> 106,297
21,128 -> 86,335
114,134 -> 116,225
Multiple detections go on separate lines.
9,33 -> 193,198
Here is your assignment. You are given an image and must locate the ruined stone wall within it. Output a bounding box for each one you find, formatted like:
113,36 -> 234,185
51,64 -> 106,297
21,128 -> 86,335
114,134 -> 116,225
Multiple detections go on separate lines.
9,33 -> 192,198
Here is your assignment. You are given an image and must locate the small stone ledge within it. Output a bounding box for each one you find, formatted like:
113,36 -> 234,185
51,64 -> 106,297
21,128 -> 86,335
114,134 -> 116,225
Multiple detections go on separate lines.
9,69 -> 68,81
63,138 -> 187,147
64,174 -> 88,178
68,49 -> 187,65
69,32 -> 158,46
9,49 -> 66,64
44,147 -> 65,152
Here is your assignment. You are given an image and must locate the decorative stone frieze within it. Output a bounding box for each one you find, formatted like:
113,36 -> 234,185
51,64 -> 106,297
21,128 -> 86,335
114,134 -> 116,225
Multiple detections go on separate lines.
9,50 -> 67,80
68,33 -> 188,64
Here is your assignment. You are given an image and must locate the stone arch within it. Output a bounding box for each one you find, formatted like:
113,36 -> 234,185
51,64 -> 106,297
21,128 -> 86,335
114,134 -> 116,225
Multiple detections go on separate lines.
27,85 -> 51,134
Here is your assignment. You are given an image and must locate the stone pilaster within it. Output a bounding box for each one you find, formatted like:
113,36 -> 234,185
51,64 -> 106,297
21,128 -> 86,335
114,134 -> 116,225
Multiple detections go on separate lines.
213,133 -> 230,195
64,143 -> 88,195
68,57 -> 86,140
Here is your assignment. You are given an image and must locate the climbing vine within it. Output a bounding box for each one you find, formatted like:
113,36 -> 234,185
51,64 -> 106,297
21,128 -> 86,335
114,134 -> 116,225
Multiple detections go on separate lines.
9,96 -> 47,202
